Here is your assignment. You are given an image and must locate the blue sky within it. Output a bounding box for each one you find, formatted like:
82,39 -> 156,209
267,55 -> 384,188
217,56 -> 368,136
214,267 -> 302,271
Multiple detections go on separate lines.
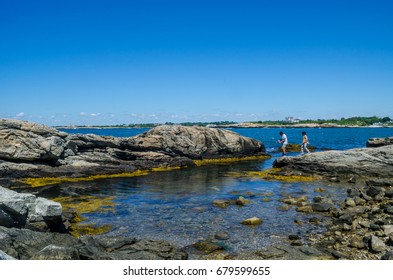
1,0 -> 392,125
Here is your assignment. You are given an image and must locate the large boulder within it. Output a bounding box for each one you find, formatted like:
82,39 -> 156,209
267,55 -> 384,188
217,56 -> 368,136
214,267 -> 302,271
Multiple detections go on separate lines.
0,186 -> 62,231
126,125 -> 266,159
273,145 -> 393,179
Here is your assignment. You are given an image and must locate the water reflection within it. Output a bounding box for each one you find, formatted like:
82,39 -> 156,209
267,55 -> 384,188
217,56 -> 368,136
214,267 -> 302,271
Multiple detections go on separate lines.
35,158 -> 349,257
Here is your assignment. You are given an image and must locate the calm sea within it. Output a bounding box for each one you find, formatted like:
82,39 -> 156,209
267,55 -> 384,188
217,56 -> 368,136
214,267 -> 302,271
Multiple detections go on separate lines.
54,127 -> 393,257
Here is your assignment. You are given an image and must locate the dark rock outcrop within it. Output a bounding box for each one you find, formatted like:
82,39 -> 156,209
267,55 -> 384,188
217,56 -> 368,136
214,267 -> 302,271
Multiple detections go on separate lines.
0,119 -> 268,181
366,137 -> 393,147
0,226 -> 187,260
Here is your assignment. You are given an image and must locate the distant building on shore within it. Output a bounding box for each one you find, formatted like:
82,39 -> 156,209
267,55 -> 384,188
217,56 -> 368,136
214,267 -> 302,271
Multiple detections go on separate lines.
285,117 -> 301,123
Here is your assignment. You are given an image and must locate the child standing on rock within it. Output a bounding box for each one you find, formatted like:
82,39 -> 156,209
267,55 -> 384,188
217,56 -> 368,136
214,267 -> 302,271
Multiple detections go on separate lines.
301,131 -> 310,154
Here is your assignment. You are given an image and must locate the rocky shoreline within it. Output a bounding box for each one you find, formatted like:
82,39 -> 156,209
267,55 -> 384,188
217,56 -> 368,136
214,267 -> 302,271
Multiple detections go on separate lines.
1,119 -> 393,260
0,119 -> 268,185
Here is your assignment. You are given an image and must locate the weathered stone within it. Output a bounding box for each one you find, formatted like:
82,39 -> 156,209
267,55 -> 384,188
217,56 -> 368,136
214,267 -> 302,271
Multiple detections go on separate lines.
296,206 -> 313,213
288,235 -> 301,240
32,245 -> 79,260
350,236 -> 366,249
382,225 -> 393,236
214,232 -> 229,240
381,251 -> 393,260
314,188 -> 326,193
236,196 -> 250,206
273,145 -> 393,179
347,206 -> 369,215
345,198 -> 356,207
241,217 -> 263,225
0,249 -> 15,260
312,202 -> 334,212
366,187 -> 380,197
213,200 -> 234,209
278,205 -> 290,211
193,240 -> 224,254
338,213 -> 353,225
369,235 -> 386,253
386,207 -> 393,214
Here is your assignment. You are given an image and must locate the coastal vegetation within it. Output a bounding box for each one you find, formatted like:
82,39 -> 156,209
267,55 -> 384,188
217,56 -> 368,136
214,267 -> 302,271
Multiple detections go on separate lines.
55,116 -> 392,129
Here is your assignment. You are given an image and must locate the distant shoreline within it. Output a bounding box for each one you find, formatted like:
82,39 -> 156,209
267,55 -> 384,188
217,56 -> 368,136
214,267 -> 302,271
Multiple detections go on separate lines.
54,123 -> 393,130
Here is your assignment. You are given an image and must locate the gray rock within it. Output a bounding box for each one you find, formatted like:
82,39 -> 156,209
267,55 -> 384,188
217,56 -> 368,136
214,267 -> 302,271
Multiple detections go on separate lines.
381,251 -> 393,260
241,217 -> 263,225
386,207 -> 393,214
0,249 -> 15,260
350,236 -> 366,249
236,196 -> 250,206
193,240 -> 224,254
32,245 -> 79,260
273,145 -> 393,179
369,235 -> 386,253
366,187 -> 380,197
345,198 -> 356,207
34,197 -> 62,219
383,225 -> 393,236
0,226 -> 187,260
312,202 -> 333,212
0,186 -> 63,231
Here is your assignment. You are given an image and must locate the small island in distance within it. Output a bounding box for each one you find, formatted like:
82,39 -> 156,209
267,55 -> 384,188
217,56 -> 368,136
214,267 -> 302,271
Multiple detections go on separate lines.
55,116 -> 393,129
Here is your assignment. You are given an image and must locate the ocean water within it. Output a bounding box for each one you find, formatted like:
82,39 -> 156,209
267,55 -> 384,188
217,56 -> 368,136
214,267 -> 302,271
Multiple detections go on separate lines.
52,127 -> 393,257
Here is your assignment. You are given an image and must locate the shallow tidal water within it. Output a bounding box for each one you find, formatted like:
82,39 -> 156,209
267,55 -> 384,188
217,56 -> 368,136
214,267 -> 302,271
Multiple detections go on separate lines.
40,127 -> 393,257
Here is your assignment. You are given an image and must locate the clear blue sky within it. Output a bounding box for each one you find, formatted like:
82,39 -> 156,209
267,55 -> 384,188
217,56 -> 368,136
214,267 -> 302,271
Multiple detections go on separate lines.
1,0 -> 392,125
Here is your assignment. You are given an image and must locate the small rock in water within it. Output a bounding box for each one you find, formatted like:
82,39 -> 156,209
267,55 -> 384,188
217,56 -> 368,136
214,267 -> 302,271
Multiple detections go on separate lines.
213,200 -> 234,208
241,217 -> 263,226
261,197 -> 272,202
309,217 -> 321,224
278,205 -> 290,211
314,187 -> 326,193
296,206 -> 313,213
294,220 -> 303,225
214,232 -> 230,240
288,235 -> 301,240
236,196 -> 250,206
193,240 -> 225,254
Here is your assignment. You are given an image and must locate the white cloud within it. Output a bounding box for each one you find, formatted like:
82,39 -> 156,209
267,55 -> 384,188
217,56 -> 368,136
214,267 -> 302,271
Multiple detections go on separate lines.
16,112 -> 25,117
90,113 -> 100,117
80,112 -> 87,116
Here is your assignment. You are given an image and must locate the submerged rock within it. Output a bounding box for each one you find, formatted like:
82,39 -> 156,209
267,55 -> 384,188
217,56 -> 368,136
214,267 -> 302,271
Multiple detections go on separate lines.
241,217 -> 263,225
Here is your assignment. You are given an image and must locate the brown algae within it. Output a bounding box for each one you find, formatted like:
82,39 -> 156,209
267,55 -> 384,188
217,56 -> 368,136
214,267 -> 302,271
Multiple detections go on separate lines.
193,155 -> 271,166
228,168 -> 316,183
18,170 -> 150,188
53,195 -> 116,237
